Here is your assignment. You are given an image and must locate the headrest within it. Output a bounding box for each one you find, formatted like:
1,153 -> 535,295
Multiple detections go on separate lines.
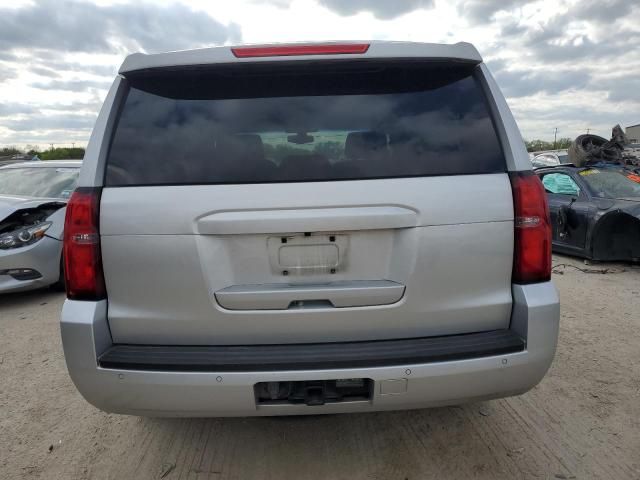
345,131 -> 387,160
217,134 -> 264,158
235,134 -> 264,158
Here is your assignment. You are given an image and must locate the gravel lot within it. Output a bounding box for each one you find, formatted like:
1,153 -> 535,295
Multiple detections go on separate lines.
1,254 -> 639,480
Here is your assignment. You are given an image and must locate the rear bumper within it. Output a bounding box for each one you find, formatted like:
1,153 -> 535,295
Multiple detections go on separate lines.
98,330 -> 526,371
60,282 -> 559,417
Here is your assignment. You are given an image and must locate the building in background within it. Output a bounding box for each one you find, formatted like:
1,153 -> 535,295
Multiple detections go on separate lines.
626,123 -> 640,143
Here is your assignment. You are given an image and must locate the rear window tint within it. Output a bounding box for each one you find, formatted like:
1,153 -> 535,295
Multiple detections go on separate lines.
106,62 -> 505,185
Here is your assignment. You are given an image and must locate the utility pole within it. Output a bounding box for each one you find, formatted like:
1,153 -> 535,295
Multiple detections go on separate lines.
50,143 -> 54,151
586,128 -> 590,134
553,127 -> 558,150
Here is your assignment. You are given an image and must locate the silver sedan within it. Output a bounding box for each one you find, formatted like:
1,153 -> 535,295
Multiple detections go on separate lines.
0,160 -> 81,293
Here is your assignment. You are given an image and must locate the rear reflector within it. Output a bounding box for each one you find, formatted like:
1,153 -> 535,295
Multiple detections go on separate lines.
231,43 -> 370,58
63,187 -> 106,300
510,172 -> 552,284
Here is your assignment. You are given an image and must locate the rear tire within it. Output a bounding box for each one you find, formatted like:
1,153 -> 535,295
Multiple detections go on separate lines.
568,134 -> 621,166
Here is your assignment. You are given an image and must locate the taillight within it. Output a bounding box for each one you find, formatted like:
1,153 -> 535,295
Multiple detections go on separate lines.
231,43 -> 370,58
510,172 -> 552,284
63,187 -> 106,300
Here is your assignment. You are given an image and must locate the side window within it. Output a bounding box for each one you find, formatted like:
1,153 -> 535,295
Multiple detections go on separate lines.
541,173 -> 580,196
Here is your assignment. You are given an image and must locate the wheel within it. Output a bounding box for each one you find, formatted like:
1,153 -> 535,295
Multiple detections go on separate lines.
568,134 -> 604,166
568,134 -> 621,166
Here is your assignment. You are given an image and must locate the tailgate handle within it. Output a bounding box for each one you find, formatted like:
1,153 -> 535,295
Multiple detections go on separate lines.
215,280 -> 405,310
196,206 -> 417,234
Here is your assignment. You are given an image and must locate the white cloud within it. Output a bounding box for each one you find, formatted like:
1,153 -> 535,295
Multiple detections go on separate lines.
0,0 -> 639,148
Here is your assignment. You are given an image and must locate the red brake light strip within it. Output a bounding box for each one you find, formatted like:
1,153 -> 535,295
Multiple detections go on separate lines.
231,43 -> 370,58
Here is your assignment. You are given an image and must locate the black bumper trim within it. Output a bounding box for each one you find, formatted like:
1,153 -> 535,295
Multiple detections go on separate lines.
98,330 -> 525,372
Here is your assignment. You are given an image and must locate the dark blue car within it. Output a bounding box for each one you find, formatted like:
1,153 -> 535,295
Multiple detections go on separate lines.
536,164 -> 640,262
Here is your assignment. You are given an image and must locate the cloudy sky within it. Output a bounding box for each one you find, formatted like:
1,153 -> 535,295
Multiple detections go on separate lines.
1,0 -> 639,148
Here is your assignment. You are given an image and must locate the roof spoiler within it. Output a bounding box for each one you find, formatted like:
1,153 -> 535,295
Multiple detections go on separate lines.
119,41 -> 483,75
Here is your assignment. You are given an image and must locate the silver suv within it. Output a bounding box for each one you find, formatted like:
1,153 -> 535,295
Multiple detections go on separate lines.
61,41 -> 559,417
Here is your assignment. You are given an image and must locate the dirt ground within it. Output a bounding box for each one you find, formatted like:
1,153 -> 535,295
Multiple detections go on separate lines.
1,254 -> 639,480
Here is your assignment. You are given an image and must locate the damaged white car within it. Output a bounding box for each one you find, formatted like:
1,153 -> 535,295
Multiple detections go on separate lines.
0,160 -> 80,293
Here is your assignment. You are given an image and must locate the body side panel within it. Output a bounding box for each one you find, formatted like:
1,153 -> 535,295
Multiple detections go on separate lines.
477,64 -> 532,172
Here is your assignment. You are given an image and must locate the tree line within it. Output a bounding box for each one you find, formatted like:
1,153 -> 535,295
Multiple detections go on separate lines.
0,146 -> 85,160
524,138 -> 573,153
3,138 -> 572,160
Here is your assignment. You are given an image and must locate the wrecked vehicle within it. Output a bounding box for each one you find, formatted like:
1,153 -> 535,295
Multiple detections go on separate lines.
531,150 -> 569,168
568,124 -> 640,171
0,160 -> 80,293
536,164 -> 640,262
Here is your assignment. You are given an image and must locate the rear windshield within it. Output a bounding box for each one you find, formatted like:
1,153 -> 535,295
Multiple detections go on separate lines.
106,62 -> 505,185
